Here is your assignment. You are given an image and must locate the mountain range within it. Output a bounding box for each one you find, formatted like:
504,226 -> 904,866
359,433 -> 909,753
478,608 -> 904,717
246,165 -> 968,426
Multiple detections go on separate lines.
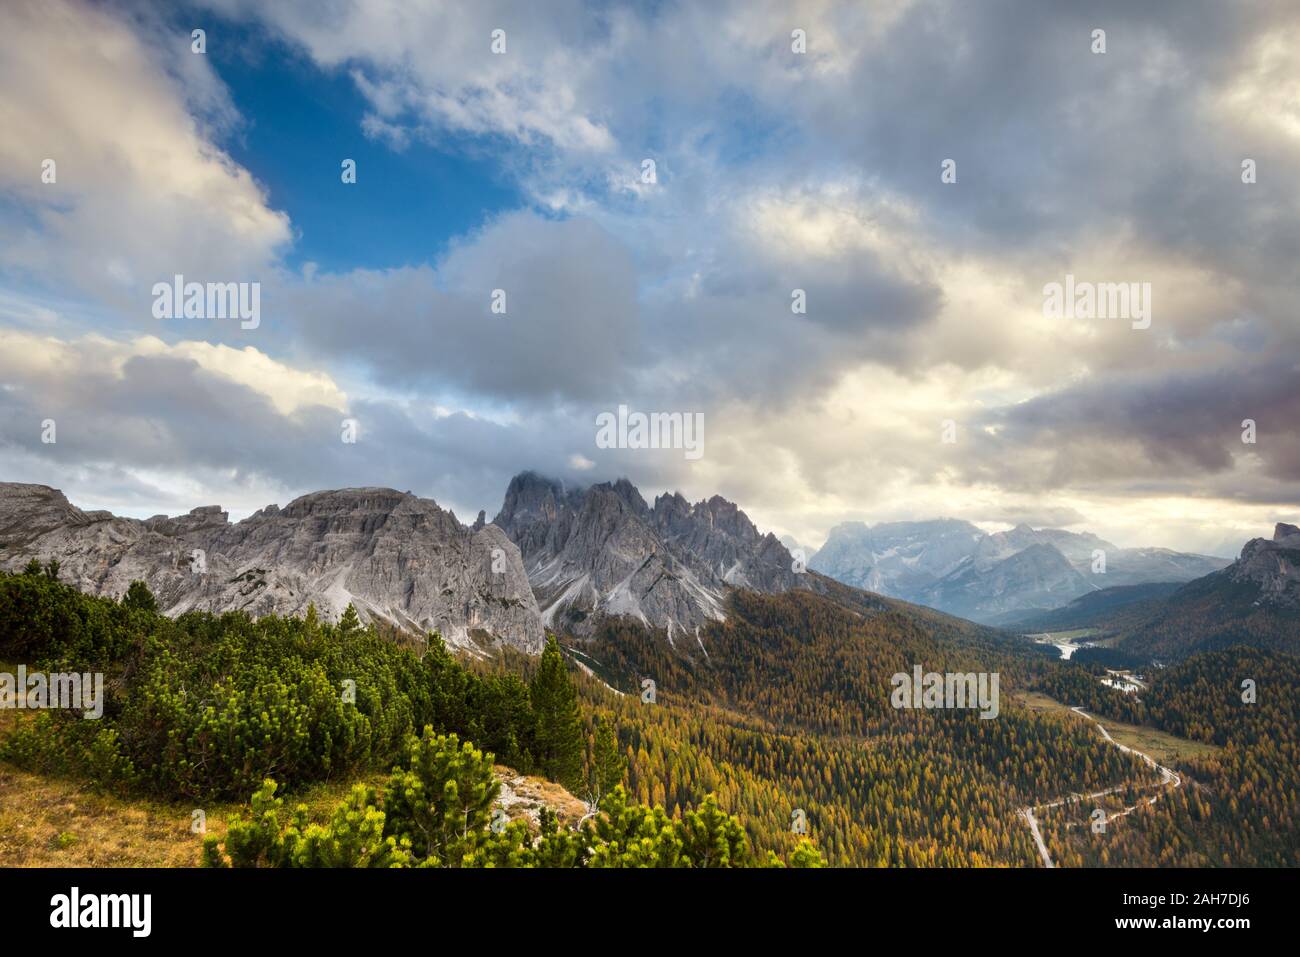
808,519 -> 1230,624
0,483 -> 545,653
0,474 -> 816,654
1,476 -> 1288,662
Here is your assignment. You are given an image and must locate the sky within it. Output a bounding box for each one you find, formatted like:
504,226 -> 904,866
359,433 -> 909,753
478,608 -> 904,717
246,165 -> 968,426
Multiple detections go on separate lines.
1,0 -> 1297,558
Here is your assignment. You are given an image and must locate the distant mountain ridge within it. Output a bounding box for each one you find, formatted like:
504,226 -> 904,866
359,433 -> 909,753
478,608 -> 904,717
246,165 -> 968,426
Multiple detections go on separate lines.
807,519 -> 983,596
809,518 -> 1229,623
1008,581 -> 1183,633
922,541 -> 1095,624
2,476 -> 1267,653
1013,524 -> 1300,660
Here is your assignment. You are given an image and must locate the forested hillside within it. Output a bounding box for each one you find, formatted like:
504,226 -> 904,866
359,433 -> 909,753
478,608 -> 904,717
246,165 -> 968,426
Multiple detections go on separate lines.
554,588 -> 1298,866
1106,571 -> 1300,660
557,590 -> 1164,865
1034,648 -> 1299,865
2,561 -> 1293,868
1014,532 -> 1300,663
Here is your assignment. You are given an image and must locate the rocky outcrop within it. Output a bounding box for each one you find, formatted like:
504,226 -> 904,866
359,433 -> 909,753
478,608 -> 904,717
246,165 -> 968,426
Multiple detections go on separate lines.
493,766 -> 589,829
0,483 -> 544,654
494,472 -> 811,638
1227,523 -> 1300,608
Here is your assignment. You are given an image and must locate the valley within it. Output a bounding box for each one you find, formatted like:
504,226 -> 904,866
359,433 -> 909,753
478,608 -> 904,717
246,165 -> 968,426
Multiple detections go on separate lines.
1017,691 -> 1221,768
1025,629 -> 1100,659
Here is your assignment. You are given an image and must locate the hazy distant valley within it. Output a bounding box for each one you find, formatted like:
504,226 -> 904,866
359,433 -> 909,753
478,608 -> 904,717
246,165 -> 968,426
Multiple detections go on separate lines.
808,519 -> 1231,626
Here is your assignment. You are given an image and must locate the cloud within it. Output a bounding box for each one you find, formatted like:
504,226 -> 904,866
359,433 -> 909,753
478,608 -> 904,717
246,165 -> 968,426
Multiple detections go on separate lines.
0,328 -> 621,522
0,0 -> 291,308
1,0 -> 1297,560
274,211 -> 642,403
204,0 -> 616,153
0,329 -> 349,414
971,359 -> 1300,499
983,505 -> 1090,529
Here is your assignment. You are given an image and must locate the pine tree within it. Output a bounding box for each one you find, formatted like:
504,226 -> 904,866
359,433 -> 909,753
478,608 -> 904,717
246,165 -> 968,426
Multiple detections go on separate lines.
678,793 -> 751,867
337,603 -> 361,637
789,839 -> 826,868
585,716 -> 624,810
122,580 -> 158,614
382,729 -> 499,866
530,635 -> 584,792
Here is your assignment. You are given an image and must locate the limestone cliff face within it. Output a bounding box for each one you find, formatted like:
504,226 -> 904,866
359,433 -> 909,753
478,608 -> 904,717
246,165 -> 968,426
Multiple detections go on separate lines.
1228,523 -> 1300,608
494,472 -> 812,638
0,483 -> 544,654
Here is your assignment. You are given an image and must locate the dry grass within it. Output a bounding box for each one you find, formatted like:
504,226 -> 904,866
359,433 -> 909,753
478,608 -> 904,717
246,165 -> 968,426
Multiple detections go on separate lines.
0,762 -> 400,868
494,765 -> 589,827
0,764 -> 222,867
0,763 -> 587,867
0,724 -> 581,866
0,703 -> 372,866
0,687 -> 225,866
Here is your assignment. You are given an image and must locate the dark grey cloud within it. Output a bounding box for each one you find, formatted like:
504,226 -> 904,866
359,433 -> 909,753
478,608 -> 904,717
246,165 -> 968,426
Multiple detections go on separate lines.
968,359 -> 1300,503
269,213 -> 641,404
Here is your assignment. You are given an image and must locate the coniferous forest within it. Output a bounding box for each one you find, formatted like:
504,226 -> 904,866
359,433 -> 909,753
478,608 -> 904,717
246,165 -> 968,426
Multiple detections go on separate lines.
3,564 -> 1291,868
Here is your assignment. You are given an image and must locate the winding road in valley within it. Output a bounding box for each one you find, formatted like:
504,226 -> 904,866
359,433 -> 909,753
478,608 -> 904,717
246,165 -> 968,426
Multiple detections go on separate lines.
1018,707 -> 1182,868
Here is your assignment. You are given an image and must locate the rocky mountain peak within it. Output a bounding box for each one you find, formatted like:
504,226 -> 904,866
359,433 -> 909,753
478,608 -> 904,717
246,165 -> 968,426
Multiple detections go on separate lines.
495,472 -> 812,637
651,491 -> 692,524
693,494 -> 762,541
498,471 -> 569,525
1274,523 -> 1300,546
608,478 -> 649,513
0,482 -> 92,537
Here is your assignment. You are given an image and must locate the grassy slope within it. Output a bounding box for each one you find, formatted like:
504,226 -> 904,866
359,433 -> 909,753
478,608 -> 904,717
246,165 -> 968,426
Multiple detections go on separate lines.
0,761 -> 232,867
